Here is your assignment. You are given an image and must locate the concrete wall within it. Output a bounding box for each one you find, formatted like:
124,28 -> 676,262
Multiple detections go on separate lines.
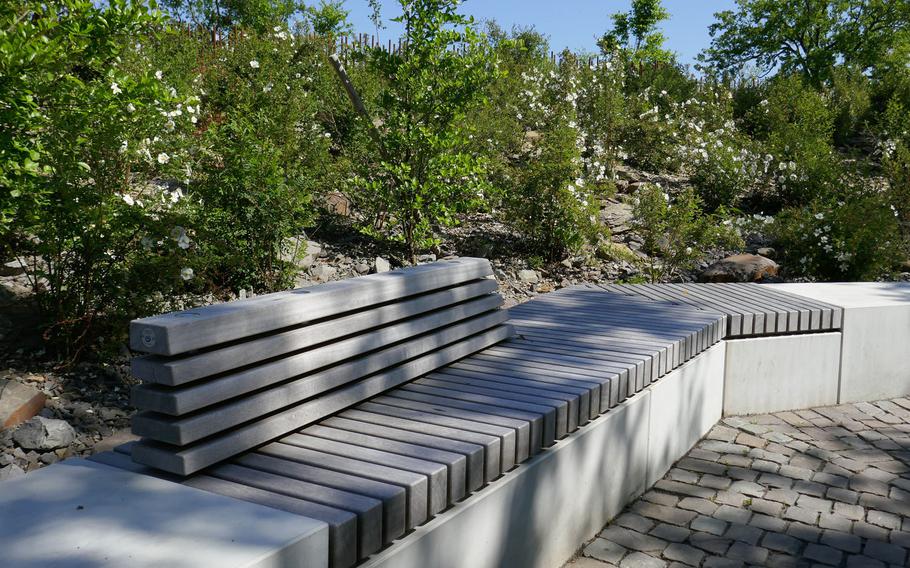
723,333 -> 842,416
772,283 -> 910,403
362,344 -> 726,568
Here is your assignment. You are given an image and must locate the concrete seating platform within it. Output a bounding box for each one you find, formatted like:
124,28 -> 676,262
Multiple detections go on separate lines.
1,265 -> 908,568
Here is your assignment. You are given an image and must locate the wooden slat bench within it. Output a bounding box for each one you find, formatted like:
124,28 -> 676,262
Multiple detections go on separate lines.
91,263 -> 729,568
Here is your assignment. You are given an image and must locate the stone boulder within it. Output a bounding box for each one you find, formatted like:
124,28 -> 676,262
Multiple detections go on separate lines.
518,269 -> 539,284
600,200 -> 634,234
375,257 -> 392,273
12,416 -> 75,450
0,379 -> 46,430
699,254 -> 779,283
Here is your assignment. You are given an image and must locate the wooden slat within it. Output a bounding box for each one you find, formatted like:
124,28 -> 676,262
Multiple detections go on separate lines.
132,279 -> 498,385
130,258 -> 494,355
131,325 -> 513,475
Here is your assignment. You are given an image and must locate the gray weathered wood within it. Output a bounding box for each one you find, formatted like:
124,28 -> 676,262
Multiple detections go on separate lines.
130,258 -> 493,355
131,279 -> 498,385
131,325 -> 513,475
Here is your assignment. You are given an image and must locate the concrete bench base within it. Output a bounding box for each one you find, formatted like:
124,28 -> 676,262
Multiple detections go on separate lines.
0,459 -> 328,568
723,332 -> 842,416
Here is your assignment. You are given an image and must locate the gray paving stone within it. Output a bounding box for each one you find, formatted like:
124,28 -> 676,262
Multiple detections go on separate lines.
700,474 -> 733,489
676,458 -> 726,476
793,480 -> 828,497
643,491 -> 680,507
724,524 -> 764,545
749,513 -> 788,532
845,554 -> 886,568
585,538 -> 629,564
834,502 -> 865,520
867,510 -> 901,530
826,486 -> 860,504
702,557 -> 744,568
852,521 -> 890,541
730,480 -> 765,497
796,495 -> 834,513
814,472 -> 849,489
726,542 -> 769,564
653,480 -> 715,499
662,543 -> 704,567
758,473 -> 794,489
818,512 -> 852,532
786,522 -> 822,543
688,532 -> 733,555
632,501 -> 697,526
862,540 -> 906,565
691,515 -> 727,536
600,526 -> 669,554
666,468 -> 699,484
677,497 -> 717,515
649,523 -> 690,543
716,491 -> 750,507
783,505 -> 820,524
762,532 -> 803,555
804,543 -> 843,566
620,551 -> 667,568
725,467 -> 759,482
748,498 -> 784,516
616,513 -> 657,534
820,530 -> 862,553
713,505 -> 752,524
765,488 -> 799,505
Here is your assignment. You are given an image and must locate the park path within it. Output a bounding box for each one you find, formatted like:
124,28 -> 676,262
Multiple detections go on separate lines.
564,398 -> 910,568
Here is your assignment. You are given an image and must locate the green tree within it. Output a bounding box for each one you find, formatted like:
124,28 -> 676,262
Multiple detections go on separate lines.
305,0 -> 353,36
701,0 -> 910,87
598,0 -> 673,64
161,0 -> 304,35
342,0 -> 497,261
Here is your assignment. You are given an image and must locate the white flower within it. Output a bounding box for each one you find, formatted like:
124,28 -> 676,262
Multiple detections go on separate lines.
180,267 -> 194,280
157,152 -> 170,164
121,193 -> 135,206
165,119 -> 175,132
177,234 -> 191,249
814,212 -> 824,220
118,140 -> 128,154
190,116 -> 198,124
155,70 -> 163,80
186,105 -> 196,114
249,60 -> 260,69
263,82 -> 273,93
126,103 -> 136,113
111,82 -> 122,95
171,226 -> 185,239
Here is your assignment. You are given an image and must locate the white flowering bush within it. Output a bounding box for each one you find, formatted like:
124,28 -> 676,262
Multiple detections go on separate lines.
771,194 -> 904,280
631,183 -> 742,282
5,1 -> 201,355
151,25 -> 332,291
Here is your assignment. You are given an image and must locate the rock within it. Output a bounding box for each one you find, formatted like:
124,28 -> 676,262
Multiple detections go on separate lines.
417,254 -> 436,264
0,258 -> 26,277
12,416 -> 75,450
353,262 -> 370,274
0,379 -> 47,430
518,269 -> 539,284
698,254 -> 779,283
600,199 -> 634,234
325,192 -> 352,216
281,238 -> 322,268
310,264 -> 337,282
756,247 -> 777,259
901,259 -> 910,271
0,464 -> 26,480
535,282 -> 555,293
375,257 -> 391,273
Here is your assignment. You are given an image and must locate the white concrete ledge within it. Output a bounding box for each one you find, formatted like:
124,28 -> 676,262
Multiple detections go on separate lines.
0,459 -> 328,568
773,283 -> 910,403
723,332 -> 842,416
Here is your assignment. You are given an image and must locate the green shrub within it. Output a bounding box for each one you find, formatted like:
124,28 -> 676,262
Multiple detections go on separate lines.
830,66 -> 872,145
631,184 -> 742,282
178,27 -> 331,291
5,1 -> 197,356
746,74 -> 841,207
771,192 -> 904,281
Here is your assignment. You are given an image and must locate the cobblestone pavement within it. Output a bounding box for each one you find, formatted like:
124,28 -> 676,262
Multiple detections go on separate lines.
565,399 -> 910,568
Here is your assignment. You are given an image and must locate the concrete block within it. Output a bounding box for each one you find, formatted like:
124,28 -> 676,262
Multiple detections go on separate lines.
647,342 -> 726,486
359,391 -> 651,568
723,333 -> 841,415
773,283 -> 910,403
0,459 -> 328,568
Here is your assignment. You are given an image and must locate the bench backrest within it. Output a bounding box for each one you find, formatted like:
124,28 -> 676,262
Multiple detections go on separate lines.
128,258 -> 513,475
